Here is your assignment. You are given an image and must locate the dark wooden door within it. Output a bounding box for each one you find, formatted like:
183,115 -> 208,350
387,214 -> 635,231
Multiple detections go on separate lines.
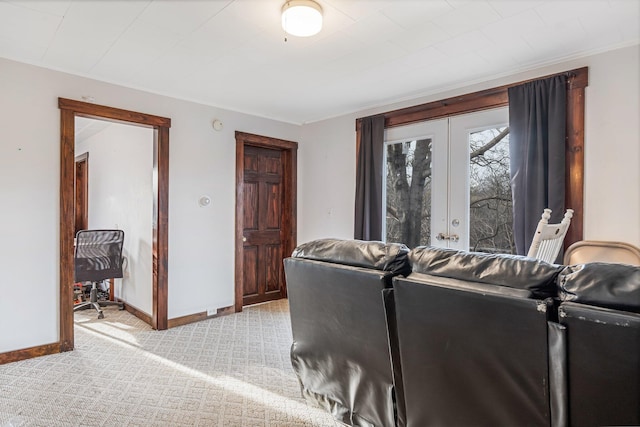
241,145 -> 286,306
74,154 -> 88,236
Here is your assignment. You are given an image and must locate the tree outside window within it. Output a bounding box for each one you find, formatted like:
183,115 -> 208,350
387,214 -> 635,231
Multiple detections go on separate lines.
385,127 -> 514,253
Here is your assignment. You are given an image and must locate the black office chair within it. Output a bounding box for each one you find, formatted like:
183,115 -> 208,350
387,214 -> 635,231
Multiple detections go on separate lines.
74,229 -> 125,319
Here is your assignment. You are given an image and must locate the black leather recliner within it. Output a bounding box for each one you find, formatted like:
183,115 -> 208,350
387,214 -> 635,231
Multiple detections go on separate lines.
393,247 -> 565,427
284,238 -> 411,427
557,262 -> 640,427
285,239 -> 640,427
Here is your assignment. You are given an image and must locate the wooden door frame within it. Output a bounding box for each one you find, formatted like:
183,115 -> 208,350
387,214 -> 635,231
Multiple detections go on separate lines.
234,131 -> 297,312
59,98 -> 171,352
74,152 -> 89,234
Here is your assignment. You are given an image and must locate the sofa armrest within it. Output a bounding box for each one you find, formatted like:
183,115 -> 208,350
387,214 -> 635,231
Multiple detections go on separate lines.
558,262 -> 640,313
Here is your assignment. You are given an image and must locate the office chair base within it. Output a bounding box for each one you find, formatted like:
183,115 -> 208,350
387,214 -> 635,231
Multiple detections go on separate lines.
73,282 -> 124,319
74,301 -> 105,319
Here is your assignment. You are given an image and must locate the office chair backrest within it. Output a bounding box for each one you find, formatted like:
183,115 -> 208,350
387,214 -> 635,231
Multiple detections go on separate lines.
527,208 -> 573,264
74,229 -> 125,283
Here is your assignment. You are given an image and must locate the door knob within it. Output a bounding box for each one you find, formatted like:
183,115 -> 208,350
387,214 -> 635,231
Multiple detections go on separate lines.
242,236 -> 247,242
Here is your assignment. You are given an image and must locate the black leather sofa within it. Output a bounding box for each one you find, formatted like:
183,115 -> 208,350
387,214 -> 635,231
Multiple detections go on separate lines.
284,238 -> 410,427
394,246 -> 565,427
284,239 -> 640,427
557,262 -> 640,427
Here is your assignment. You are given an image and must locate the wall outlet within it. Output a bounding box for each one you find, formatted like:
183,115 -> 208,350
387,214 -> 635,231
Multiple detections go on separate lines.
206,308 -> 216,316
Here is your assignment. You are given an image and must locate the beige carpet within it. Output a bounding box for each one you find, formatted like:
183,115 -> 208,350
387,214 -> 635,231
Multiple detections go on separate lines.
0,300 -> 337,427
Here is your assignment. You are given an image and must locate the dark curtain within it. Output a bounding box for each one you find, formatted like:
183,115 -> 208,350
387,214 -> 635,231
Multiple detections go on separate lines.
354,115 -> 385,240
508,75 -> 567,255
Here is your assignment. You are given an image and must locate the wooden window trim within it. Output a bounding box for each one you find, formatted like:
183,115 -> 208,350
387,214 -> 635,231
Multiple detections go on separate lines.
356,67 -> 587,249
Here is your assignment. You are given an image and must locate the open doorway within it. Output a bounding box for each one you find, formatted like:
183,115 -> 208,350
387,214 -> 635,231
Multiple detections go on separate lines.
59,98 -> 170,352
74,117 -> 155,318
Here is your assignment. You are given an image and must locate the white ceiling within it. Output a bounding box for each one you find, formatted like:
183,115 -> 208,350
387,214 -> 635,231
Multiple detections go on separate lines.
75,116 -> 111,142
1,0 -> 638,124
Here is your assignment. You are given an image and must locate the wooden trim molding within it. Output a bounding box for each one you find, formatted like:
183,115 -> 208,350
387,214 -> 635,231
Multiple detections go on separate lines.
167,306 -> 234,329
0,343 -> 61,365
59,98 -> 170,127
116,299 -> 153,326
60,107 -> 75,352
74,152 -> 89,234
383,89 -> 508,128
58,98 -> 171,356
234,138 -> 245,313
234,131 -> 298,312
360,67 -> 588,129
565,78 -> 586,248
356,67 -> 588,249
155,126 -> 170,330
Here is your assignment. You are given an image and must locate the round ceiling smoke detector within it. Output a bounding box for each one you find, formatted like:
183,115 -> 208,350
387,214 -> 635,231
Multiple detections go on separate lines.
198,196 -> 211,207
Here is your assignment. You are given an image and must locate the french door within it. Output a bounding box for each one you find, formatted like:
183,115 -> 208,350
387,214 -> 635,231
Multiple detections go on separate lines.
383,107 -> 511,252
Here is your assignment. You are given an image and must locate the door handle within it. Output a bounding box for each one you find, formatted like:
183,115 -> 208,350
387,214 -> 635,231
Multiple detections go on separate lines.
436,232 -> 459,242
242,236 -> 247,242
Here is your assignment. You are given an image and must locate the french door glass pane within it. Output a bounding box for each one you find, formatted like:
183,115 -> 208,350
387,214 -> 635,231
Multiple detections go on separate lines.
468,127 -> 515,254
385,138 -> 432,248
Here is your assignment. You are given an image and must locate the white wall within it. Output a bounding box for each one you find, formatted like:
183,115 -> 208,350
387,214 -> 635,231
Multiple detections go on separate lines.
0,57 -> 301,353
0,61 -> 59,352
76,122 -> 154,314
1,43 -> 638,354
298,115 -> 357,243
583,46 -> 640,244
299,44 -> 640,248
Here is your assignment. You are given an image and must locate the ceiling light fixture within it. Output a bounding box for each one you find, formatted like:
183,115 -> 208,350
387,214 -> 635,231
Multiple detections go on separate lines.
281,0 -> 323,37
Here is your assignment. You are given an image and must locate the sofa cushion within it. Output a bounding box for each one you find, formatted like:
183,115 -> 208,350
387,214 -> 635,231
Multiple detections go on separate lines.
408,246 -> 564,298
558,262 -> 640,313
404,272 -> 535,299
291,238 -> 411,276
